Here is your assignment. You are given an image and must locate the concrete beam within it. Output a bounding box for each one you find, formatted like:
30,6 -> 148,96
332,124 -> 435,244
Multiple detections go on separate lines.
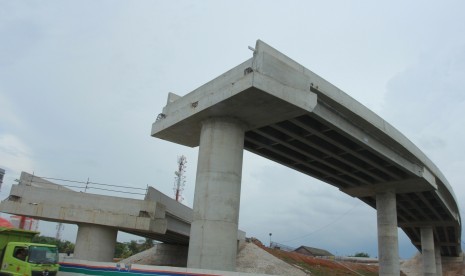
341,170 -> 437,198
398,221 -> 456,228
312,103 -> 429,179
0,184 -> 167,233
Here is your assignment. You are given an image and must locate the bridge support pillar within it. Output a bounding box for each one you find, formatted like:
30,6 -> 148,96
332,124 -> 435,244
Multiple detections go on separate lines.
420,226 -> 437,275
74,224 -> 118,262
435,244 -> 443,276
187,117 -> 245,271
376,190 -> 400,276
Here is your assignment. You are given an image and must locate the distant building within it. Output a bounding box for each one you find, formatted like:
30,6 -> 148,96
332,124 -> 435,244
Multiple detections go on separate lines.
294,246 -> 334,257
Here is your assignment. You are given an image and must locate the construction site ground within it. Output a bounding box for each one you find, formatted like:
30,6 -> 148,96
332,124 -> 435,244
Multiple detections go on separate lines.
126,239 -> 465,275
244,239 -> 379,276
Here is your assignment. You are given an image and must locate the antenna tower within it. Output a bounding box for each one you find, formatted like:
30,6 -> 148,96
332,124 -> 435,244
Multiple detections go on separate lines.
174,155 -> 187,202
56,222 -> 64,240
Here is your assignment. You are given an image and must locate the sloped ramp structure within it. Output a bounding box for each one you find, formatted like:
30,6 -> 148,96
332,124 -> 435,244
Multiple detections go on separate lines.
152,40 -> 461,274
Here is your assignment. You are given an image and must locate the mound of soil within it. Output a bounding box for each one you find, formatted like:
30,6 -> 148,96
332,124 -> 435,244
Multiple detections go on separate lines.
250,239 -> 380,276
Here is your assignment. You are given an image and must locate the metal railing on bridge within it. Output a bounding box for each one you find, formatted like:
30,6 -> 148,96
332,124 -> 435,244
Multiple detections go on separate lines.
17,174 -> 148,197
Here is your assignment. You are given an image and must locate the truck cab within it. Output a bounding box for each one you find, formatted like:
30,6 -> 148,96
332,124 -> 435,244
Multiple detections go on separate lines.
1,242 -> 59,276
0,227 -> 59,276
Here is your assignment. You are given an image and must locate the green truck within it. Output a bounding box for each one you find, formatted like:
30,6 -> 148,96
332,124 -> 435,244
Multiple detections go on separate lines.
0,227 -> 59,276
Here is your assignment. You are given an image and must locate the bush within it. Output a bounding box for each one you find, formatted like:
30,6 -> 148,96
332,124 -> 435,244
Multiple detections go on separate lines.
352,252 -> 370,258
31,236 -> 75,253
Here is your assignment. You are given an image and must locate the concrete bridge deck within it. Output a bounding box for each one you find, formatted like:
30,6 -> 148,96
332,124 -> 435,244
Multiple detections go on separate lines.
151,40 -> 461,273
0,172 -> 242,263
0,172 -> 192,244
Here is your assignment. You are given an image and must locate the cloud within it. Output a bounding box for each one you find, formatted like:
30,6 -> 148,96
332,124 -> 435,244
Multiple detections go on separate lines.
238,160 -> 389,257
382,43 -> 465,248
0,134 -> 34,181
1,0 -> 464,261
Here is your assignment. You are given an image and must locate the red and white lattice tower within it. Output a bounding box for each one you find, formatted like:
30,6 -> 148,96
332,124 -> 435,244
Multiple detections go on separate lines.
174,155 -> 187,202
56,222 -> 64,240
10,216 -> 39,231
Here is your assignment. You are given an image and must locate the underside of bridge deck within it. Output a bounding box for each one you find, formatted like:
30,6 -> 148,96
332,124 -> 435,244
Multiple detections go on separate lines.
244,111 -> 460,257
151,40 -> 461,259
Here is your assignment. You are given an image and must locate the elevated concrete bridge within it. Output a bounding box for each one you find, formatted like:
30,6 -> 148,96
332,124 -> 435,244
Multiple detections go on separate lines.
0,172 -> 192,262
151,40 -> 461,275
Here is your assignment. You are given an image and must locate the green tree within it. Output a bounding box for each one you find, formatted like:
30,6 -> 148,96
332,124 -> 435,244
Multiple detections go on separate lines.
31,236 -> 75,253
114,242 -> 131,259
352,252 -> 370,258
142,238 -> 154,250
128,240 -> 139,255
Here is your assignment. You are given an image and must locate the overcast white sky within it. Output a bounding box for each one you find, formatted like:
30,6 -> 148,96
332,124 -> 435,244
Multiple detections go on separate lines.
1,1 -> 464,259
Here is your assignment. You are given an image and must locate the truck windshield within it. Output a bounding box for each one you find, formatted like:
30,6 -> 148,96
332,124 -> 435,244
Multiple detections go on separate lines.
27,246 -> 59,264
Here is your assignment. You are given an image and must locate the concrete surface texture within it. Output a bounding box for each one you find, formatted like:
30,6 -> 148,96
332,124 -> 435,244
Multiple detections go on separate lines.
74,224 -> 118,262
420,226 -> 436,275
376,191 -> 400,276
151,39 -> 461,273
0,182 -> 167,234
187,118 -> 245,271
0,173 -> 170,262
435,244 -> 443,276
0,172 -> 246,263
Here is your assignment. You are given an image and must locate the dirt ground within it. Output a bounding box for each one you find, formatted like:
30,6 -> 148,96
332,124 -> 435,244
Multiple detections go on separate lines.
236,241 -> 308,275
249,239 -> 380,276
245,239 -> 465,276
401,252 -> 465,276
124,239 -> 465,275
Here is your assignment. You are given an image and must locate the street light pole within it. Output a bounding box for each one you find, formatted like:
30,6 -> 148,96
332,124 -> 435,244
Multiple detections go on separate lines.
269,233 -> 272,248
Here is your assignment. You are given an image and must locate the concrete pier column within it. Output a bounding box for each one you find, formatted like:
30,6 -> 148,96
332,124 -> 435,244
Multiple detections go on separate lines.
435,244 -> 443,276
376,190 -> 400,276
420,226 -> 436,276
421,226 -> 437,275
74,224 -> 118,262
187,117 -> 245,271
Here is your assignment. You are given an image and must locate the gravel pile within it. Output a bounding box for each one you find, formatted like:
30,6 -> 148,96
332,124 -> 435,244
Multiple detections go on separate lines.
400,254 -> 422,276
122,246 -> 158,264
400,252 -> 465,275
236,242 -> 308,276
122,241 -> 308,275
